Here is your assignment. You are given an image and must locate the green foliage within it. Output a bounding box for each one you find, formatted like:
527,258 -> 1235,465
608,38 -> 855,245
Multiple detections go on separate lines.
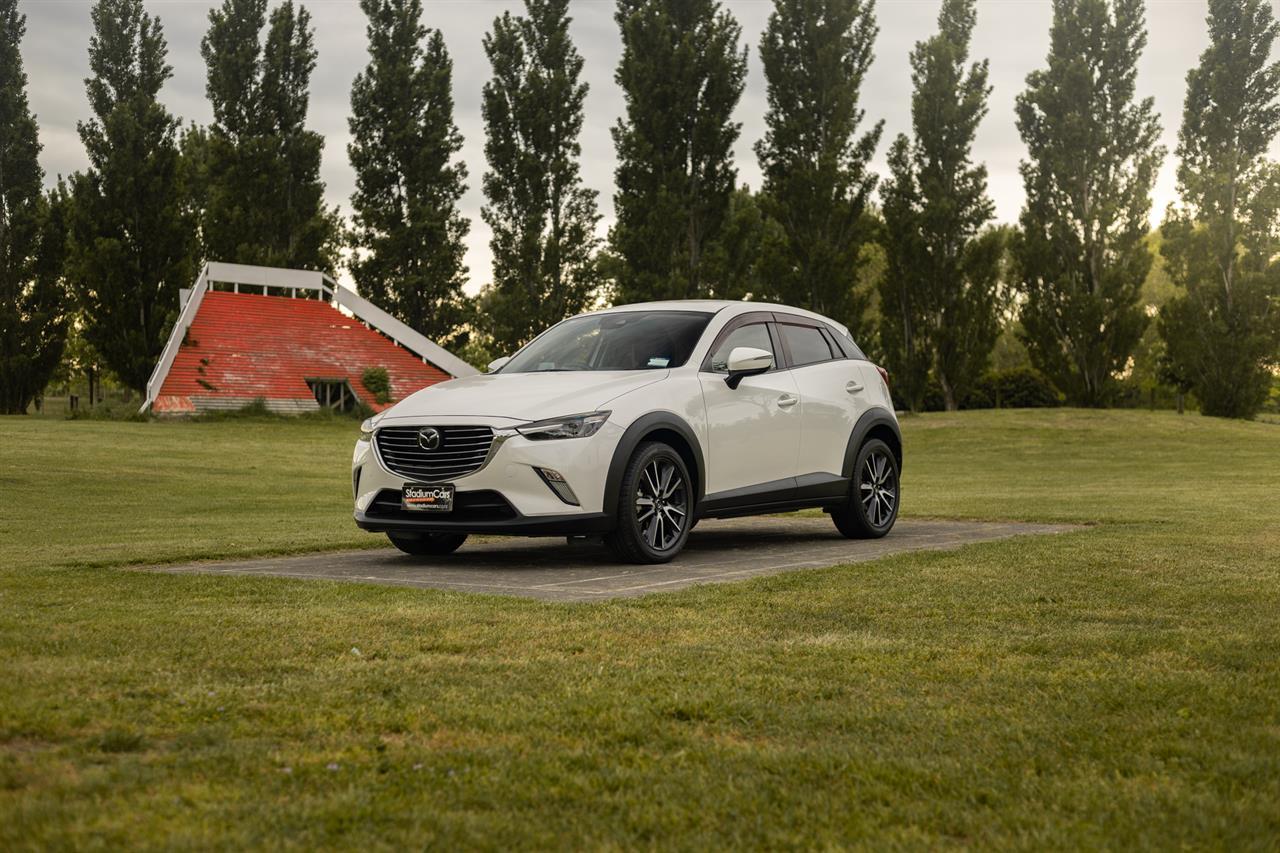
700,185 -> 786,302
756,0 -> 882,339
479,0 -> 601,354
923,366 -> 1060,411
196,0 -> 338,271
63,393 -> 150,421
879,0 -> 1002,412
237,397 -> 271,416
67,0 -> 197,393
609,0 -> 747,303
977,366 -> 1062,409
360,365 -> 391,404
989,322 -> 1031,372
0,0 -> 71,414
1158,0 -> 1280,419
1266,377 -> 1280,414
448,328 -> 499,371
1011,0 -> 1164,407
347,0 -> 470,347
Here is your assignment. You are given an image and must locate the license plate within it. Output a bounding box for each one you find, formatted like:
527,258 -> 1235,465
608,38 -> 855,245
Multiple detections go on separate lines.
402,483 -> 454,513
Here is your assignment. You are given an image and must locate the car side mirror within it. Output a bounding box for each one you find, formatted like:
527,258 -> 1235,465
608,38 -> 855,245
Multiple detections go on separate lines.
487,356 -> 511,373
725,346 -> 774,389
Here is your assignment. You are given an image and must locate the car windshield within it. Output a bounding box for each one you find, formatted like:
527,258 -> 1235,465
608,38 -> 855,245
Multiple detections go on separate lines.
500,311 -> 713,373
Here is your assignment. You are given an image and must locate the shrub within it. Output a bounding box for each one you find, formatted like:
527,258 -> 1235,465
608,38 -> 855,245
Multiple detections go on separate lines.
921,382 -> 947,412
238,397 -> 272,417
361,367 -> 392,404
918,367 -> 1061,411
961,384 -> 994,410
983,367 -> 1061,409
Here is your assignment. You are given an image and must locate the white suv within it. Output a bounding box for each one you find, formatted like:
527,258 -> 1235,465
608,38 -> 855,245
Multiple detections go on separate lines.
353,301 -> 901,563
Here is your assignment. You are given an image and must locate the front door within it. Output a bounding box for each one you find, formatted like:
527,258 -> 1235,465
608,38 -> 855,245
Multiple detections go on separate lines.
698,321 -> 800,496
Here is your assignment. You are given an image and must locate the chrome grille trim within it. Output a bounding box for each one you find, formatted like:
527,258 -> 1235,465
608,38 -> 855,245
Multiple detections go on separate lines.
374,425 -> 507,483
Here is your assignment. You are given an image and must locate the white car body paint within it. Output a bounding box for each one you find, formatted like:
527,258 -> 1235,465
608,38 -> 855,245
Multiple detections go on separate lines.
352,300 -> 900,548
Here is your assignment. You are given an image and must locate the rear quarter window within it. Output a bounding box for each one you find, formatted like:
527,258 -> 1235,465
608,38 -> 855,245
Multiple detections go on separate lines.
827,326 -> 867,360
779,324 -> 835,367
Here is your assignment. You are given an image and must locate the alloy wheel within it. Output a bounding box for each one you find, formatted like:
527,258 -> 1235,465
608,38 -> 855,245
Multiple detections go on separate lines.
859,449 -> 897,528
634,457 -> 688,551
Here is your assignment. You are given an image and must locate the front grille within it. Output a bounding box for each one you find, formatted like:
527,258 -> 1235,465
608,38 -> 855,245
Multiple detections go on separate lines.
376,425 -> 497,482
366,489 -> 517,522
375,425 -> 496,482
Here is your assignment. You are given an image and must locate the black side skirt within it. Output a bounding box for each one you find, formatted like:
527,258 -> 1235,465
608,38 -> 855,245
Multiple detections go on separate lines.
698,472 -> 849,520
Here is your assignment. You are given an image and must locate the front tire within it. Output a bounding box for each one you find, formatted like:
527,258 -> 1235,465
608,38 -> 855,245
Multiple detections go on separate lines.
387,531 -> 467,556
832,438 -> 899,539
603,441 -> 693,564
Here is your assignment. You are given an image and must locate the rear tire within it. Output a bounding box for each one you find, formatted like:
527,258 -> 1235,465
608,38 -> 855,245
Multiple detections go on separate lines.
387,531 -> 467,556
603,441 -> 693,564
832,438 -> 899,539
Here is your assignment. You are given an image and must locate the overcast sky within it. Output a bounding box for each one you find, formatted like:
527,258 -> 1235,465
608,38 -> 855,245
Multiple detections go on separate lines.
20,0 -> 1262,293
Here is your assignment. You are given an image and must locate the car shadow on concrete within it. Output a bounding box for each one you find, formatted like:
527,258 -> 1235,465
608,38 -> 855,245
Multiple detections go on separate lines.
148,516 -> 1079,602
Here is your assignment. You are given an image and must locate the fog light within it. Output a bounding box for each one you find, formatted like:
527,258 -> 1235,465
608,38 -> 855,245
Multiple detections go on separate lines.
536,467 -> 579,506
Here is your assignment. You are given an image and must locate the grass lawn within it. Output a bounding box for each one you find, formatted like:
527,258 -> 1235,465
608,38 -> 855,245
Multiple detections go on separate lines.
2,409 -> 1278,848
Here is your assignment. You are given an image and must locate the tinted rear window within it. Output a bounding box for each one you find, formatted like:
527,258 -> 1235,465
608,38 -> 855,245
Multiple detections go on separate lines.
779,324 -> 835,367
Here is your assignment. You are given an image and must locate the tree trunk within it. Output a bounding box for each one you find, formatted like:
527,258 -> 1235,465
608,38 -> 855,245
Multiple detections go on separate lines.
939,374 -> 958,412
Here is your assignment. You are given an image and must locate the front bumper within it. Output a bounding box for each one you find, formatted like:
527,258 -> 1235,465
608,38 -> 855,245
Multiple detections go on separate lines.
351,416 -> 622,536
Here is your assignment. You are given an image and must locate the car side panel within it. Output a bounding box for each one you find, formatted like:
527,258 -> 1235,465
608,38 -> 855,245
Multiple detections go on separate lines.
790,359 -> 868,477
697,369 -> 801,494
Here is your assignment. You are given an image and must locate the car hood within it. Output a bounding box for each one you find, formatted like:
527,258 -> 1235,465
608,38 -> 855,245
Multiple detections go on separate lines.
378,371 -> 668,423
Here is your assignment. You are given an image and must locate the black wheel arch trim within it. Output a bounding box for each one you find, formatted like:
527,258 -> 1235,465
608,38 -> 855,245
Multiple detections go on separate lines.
842,407 -> 903,480
603,411 -> 705,518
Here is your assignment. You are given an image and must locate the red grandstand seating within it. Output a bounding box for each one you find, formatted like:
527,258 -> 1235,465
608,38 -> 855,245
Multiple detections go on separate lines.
153,291 -> 450,414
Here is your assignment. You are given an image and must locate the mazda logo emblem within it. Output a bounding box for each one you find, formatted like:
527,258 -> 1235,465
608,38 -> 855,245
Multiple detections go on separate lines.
417,427 -> 442,450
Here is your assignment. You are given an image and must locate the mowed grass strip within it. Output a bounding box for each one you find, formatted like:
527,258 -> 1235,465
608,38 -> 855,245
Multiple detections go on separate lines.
1,409 -> 1278,848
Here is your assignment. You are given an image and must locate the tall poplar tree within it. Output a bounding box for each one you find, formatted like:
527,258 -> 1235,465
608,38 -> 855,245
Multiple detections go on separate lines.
756,0 -> 882,338
610,0 -> 747,303
67,0 -> 196,393
199,0 -> 337,271
1159,0 -> 1280,419
879,0 -> 1003,411
348,0 -> 470,344
1012,0 -> 1163,407
480,0 -> 600,354
0,0 -> 70,414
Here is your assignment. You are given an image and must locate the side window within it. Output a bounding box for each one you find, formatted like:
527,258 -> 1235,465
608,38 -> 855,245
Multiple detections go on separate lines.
779,323 -> 835,367
708,323 -> 775,373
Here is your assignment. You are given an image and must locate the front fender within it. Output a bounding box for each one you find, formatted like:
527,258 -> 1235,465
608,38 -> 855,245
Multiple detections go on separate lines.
602,411 -> 706,518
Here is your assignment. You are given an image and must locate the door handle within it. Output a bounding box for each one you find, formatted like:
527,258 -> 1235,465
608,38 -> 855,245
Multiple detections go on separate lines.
845,381 -> 864,393
777,394 -> 798,409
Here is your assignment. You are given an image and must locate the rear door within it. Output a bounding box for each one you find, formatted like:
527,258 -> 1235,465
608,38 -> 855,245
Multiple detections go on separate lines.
697,317 -> 800,496
774,319 -> 869,482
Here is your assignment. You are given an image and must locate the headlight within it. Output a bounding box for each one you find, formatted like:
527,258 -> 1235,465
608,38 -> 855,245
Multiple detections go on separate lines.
515,411 -> 610,440
359,418 -> 375,442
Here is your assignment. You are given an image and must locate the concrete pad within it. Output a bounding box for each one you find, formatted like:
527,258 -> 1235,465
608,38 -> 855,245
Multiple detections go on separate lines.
146,517 -> 1078,602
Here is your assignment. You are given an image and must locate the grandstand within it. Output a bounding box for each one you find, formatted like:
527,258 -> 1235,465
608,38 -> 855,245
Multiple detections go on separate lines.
141,262 -> 475,415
